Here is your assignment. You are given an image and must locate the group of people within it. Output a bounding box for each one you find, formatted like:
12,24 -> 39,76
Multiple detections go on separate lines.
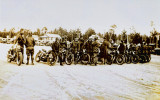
14,32 -> 35,65
12,32 -> 150,66
51,35 -> 151,65
51,36 -> 129,66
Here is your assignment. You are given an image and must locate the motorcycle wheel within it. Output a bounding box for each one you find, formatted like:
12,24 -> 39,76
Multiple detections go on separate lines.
65,53 -> 73,65
74,54 -> 80,65
106,54 -> 112,65
81,54 -> 90,65
145,55 -> 151,62
17,52 -> 22,66
47,52 -> 57,66
125,55 -> 131,64
139,55 -> 146,63
35,51 -> 41,62
116,54 -> 124,65
131,55 -> 139,64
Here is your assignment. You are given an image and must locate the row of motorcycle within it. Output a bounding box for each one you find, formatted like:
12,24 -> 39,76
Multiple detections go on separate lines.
7,44 -> 151,66
35,47 -> 151,66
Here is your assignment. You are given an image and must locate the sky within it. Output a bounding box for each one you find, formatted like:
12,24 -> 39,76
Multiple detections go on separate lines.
0,0 -> 160,35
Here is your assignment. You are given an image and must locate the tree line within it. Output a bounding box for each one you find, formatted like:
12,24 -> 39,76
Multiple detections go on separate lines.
0,26 -> 159,45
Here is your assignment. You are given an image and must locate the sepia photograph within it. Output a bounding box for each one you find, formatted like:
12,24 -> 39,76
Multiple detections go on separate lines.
0,0 -> 160,100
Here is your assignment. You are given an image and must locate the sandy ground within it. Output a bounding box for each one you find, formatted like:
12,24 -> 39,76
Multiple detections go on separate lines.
0,43 -> 160,100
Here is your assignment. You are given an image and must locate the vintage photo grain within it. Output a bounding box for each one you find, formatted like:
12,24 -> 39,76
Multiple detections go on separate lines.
0,0 -> 160,100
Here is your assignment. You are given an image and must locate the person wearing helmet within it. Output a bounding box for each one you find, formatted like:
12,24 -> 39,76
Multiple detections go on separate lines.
84,38 -> 93,62
52,37 -> 60,54
60,36 -> 67,49
71,38 -> 80,64
51,37 -> 60,64
91,37 -> 100,65
59,36 -> 67,66
101,38 -> 111,64
118,40 -> 125,54
141,41 -> 147,54
25,32 -> 35,65
92,37 -> 100,53
14,32 -> 25,64
79,37 -> 84,52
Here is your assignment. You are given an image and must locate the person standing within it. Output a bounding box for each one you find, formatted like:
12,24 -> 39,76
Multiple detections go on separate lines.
101,37 -> 111,64
118,40 -> 125,54
51,37 -> 60,55
84,38 -> 93,63
14,32 -> 25,64
25,33 -> 35,65
71,38 -> 80,64
92,37 -> 100,65
51,37 -> 60,64
79,37 -> 84,53
59,37 -> 67,66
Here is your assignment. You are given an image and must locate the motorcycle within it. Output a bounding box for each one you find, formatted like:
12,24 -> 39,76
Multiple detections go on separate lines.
81,49 -> 90,65
137,47 -> 147,63
106,48 -> 124,65
90,48 -> 100,66
73,49 -> 90,65
144,46 -> 151,62
47,51 -> 57,66
137,45 -> 151,63
130,51 -> 139,64
123,50 -> 132,64
65,48 -> 74,65
7,44 -> 23,66
35,49 -> 57,66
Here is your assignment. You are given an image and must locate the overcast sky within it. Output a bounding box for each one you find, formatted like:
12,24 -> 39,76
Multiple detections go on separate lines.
0,0 -> 160,35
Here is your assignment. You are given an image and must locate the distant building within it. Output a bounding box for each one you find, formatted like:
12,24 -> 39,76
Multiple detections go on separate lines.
32,35 -> 39,41
39,34 -> 61,41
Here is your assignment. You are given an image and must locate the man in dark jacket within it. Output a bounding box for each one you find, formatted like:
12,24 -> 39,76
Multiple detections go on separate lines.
14,32 -> 25,64
118,40 -> 125,54
71,38 -> 80,63
92,37 -> 100,65
92,37 -> 100,54
52,38 -> 60,54
101,38 -> 111,64
59,37 -> 67,66
84,38 -> 92,56
51,37 -> 60,64
79,37 -> 84,52
25,33 -> 35,65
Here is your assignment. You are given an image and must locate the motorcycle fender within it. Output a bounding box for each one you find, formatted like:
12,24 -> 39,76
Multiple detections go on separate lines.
48,50 -> 52,54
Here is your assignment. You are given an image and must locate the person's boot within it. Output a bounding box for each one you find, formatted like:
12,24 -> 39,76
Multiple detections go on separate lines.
60,62 -> 63,66
22,60 -> 25,64
31,60 -> 34,65
26,56 -> 29,65
31,57 -> 34,65
22,54 -> 24,64
26,61 -> 29,65
31,62 -> 34,65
